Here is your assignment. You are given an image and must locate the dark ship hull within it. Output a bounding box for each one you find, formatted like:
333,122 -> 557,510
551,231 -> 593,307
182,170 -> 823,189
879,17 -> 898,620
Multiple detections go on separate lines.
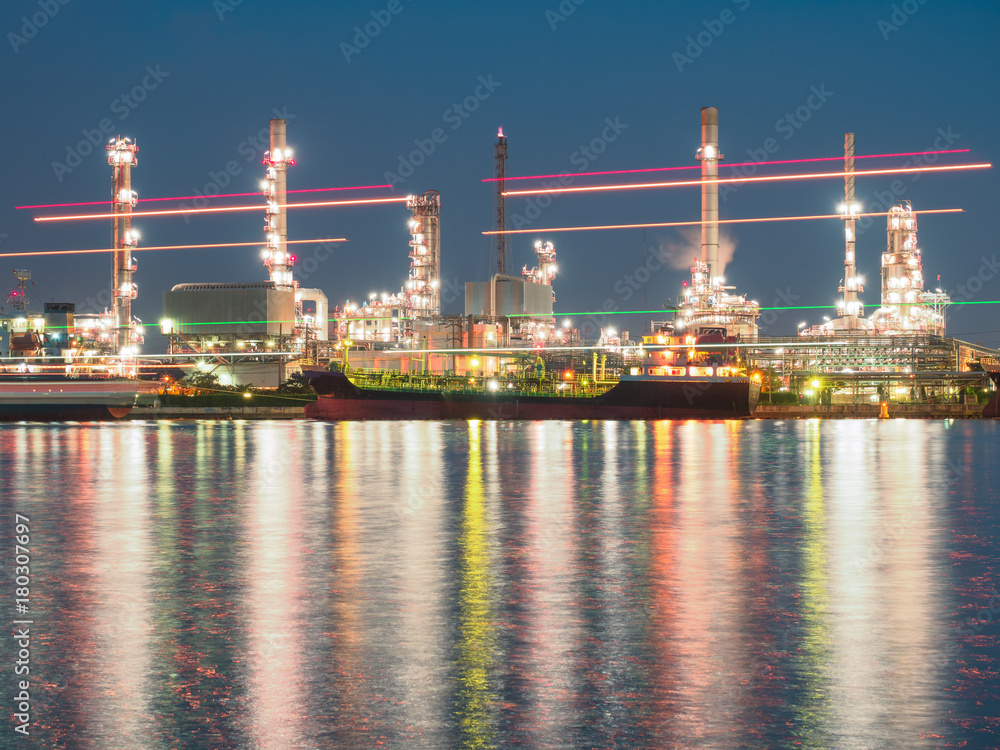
982,357 -> 1000,418
0,376 -> 139,422
304,370 -> 760,421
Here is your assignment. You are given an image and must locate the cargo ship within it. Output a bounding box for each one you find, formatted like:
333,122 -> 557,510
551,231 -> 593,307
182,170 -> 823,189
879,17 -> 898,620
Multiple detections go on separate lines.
983,357 -> 1000,418
304,330 -> 761,421
0,374 -> 141,422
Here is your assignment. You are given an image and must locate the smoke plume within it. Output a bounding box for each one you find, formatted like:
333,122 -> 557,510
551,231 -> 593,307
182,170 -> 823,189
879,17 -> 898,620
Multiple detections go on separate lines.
658,227 -> 739,274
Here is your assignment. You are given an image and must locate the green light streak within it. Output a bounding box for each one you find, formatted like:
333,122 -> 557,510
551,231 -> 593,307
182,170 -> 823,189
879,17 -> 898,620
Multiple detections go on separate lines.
510,299 -> 1000,317
6,301 -> 998,332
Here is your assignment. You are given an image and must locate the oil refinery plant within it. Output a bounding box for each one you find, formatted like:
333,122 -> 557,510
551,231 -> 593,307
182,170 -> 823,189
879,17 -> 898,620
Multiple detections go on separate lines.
2,107 -> 998,408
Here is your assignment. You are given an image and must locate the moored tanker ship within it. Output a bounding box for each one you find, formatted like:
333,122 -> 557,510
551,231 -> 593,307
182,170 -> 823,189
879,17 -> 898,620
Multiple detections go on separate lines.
304,331 -> 761,421
983,357 -> 1000,418
0,374 -> 141,422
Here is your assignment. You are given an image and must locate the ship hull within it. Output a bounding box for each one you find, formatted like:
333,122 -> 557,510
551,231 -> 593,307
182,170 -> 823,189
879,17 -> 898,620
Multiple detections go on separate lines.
304,371 -> 760,421
983,358 -> 1000,418
0,379 -> 139,422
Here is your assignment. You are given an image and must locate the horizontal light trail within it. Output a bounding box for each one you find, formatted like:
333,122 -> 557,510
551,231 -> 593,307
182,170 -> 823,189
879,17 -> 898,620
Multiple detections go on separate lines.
501,163 -> 992,197
34,196 -> 409,222
0,353 -> 302,362
15,184 -> 393,210
482,208 -> 964,236
0,237 -> 346,259
482,149 -> 973,183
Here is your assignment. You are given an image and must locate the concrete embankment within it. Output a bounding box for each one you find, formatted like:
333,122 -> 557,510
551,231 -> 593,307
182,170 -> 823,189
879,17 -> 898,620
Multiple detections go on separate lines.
127,404 -> 988,421
128,406 -> 305,420
754,404 -> 986,419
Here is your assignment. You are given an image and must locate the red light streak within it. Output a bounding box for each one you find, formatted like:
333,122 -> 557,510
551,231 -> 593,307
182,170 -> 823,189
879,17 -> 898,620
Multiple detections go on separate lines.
481,208 -> 964,236
482,149 -> 972,183
34,196 -> 409,222
15,184 -> 393,210
501,163 -> 991,196
0,238 -> 347,259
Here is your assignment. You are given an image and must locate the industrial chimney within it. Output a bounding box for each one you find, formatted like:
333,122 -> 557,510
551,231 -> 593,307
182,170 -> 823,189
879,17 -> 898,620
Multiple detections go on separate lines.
697,107 -> 722,282
262,119 -> 295,287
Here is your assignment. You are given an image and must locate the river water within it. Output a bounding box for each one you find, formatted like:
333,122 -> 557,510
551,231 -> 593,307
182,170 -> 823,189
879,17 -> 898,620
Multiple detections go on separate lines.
1,419 -> 998,749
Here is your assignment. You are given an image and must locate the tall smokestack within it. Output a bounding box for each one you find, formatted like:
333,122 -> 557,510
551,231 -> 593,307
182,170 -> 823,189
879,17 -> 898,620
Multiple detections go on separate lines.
262,119 -> 294,287
839,132 -> 863,327
698,107 -> 722,281
493,127 -> 508,275
270,119 -> 287,259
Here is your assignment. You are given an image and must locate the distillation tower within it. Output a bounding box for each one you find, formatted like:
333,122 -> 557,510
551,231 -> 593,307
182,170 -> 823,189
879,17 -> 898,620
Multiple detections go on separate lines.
522,241 -> 557,291
107,137 -> 142,354
406,191 -> 441,318
261,118 -> 295,287
869,202 -> 950,335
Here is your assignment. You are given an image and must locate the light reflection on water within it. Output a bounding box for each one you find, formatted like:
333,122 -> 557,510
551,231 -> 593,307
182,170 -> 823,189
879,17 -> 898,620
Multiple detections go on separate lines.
0,419 -> 998,749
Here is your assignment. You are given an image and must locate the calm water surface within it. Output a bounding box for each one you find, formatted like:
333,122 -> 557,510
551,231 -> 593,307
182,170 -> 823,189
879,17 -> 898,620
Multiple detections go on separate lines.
1,419 -> 998,749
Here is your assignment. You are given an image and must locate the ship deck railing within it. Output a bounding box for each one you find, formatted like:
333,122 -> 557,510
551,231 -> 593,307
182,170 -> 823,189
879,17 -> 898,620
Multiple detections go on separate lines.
343,370 -> 615,398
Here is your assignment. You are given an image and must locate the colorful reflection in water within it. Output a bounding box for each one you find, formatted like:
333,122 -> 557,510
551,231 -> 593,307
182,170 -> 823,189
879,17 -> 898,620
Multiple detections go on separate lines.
455,421 -> 498,748
0,419 -> 998,749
